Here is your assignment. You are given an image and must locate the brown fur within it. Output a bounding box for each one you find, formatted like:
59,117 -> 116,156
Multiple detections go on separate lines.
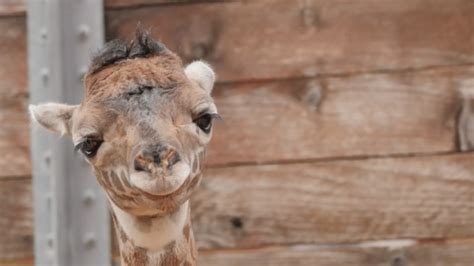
31,26 -> 216,265
73,28 -> 215,265
113,212 -> 197,266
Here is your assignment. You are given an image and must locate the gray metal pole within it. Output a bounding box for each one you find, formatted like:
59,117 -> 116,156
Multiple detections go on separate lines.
27,0 -> 110,265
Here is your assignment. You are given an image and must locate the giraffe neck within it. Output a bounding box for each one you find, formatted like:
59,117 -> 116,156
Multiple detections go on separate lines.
111,200 -> 197,266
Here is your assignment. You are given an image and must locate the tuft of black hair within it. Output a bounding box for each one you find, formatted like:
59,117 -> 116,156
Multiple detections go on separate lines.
89,25 -> 167,74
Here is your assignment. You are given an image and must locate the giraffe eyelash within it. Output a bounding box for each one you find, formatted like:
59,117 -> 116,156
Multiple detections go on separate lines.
208,113 -> 223,121
194,111 -> 222,121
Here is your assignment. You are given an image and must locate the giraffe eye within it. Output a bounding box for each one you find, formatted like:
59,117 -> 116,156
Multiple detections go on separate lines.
75,138 -> 103,157
193,113 -> 221,134
194,114 -> 213,133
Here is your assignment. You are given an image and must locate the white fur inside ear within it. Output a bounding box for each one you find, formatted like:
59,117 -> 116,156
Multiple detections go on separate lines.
184,61 -> 215,94
29,103 -> 77,136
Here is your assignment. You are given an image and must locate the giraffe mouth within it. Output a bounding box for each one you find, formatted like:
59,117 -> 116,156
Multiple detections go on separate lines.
129,161 -> 191,196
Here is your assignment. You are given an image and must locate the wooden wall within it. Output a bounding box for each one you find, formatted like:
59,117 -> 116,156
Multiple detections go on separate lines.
1,0 -> 474,265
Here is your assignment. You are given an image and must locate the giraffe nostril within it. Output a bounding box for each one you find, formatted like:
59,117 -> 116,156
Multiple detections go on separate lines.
169,152 -> 181,167
152,152 -> 161,165
134,155 -> 149,172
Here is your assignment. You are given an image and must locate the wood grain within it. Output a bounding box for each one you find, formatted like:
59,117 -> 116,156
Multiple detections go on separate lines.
0,12 -> 29,178
105,0 -> 232,9
15,240 -> 474,266
0,1 -> 231,17
0,1 -> 25,16
192,153 -> 474,248
3,66 -> 473,176
206,66 -> 473,165
0,95 -> 30,178
0,178 -> 33,262
0,16 -> 29,178
2,154 -> 473,262
199,241 -> 474,266
0,16 -> 26,96
0,1 -> 234,16
107,0 -> 474,82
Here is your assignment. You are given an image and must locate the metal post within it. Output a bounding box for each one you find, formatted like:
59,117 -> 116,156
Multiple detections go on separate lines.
27,0 -> 110,265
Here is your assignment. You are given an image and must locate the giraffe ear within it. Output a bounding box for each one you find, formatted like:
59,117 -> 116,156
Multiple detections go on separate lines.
185,61 -> 215,94
29,103 -> 78,136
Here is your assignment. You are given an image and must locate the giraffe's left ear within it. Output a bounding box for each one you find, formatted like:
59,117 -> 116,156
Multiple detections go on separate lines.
185,61 -> 215,94
29,103 -> 78,136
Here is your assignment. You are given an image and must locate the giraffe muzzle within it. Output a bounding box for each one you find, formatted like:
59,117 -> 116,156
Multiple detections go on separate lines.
130,144 -> 190,196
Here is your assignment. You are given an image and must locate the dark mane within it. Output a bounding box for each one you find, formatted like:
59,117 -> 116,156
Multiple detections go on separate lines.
89,26 -> 167,74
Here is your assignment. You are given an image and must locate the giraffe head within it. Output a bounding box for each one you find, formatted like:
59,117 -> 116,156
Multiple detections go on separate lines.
30,28 -> 218,216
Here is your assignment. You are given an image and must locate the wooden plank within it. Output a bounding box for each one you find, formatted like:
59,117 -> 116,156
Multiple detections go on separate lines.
206,66 -> 473,165
191,153 -> 474,248
0,95 -> 30,178
3,66 -> 473,176
199,241 -> 474,266
6,241 -> 474,266
107,0 -> 474,82
0,16 -> 26,96
0,12 -> 30,251
0,257 -> 33,266
0,17 -> 28,178
0,178 -> 33,262
0,1 -> 26,16
0,1 -> 229,17
0,1 -> 234,16
2,154 -> 473,262
0,9 -> 35,266
105,0 -> 232,9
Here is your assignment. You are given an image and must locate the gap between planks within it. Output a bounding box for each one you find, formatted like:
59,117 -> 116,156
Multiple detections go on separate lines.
206,150 -> 474,169
3,149 -> 472,178
215,62 -> 474,86
0,175 -> 31,181
0,0 -> 239,18
105,0 -> 240,11
0,12 -> 24,18
6,62 -> 474,100
199,237 -> 474,253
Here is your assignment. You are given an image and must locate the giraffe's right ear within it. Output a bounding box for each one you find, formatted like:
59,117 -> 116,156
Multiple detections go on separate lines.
29,103 -> 78,136
185,61 -> 215,94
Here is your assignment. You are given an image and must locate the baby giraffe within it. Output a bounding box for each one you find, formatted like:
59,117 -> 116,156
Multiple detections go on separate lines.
30,28 -> 219,265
